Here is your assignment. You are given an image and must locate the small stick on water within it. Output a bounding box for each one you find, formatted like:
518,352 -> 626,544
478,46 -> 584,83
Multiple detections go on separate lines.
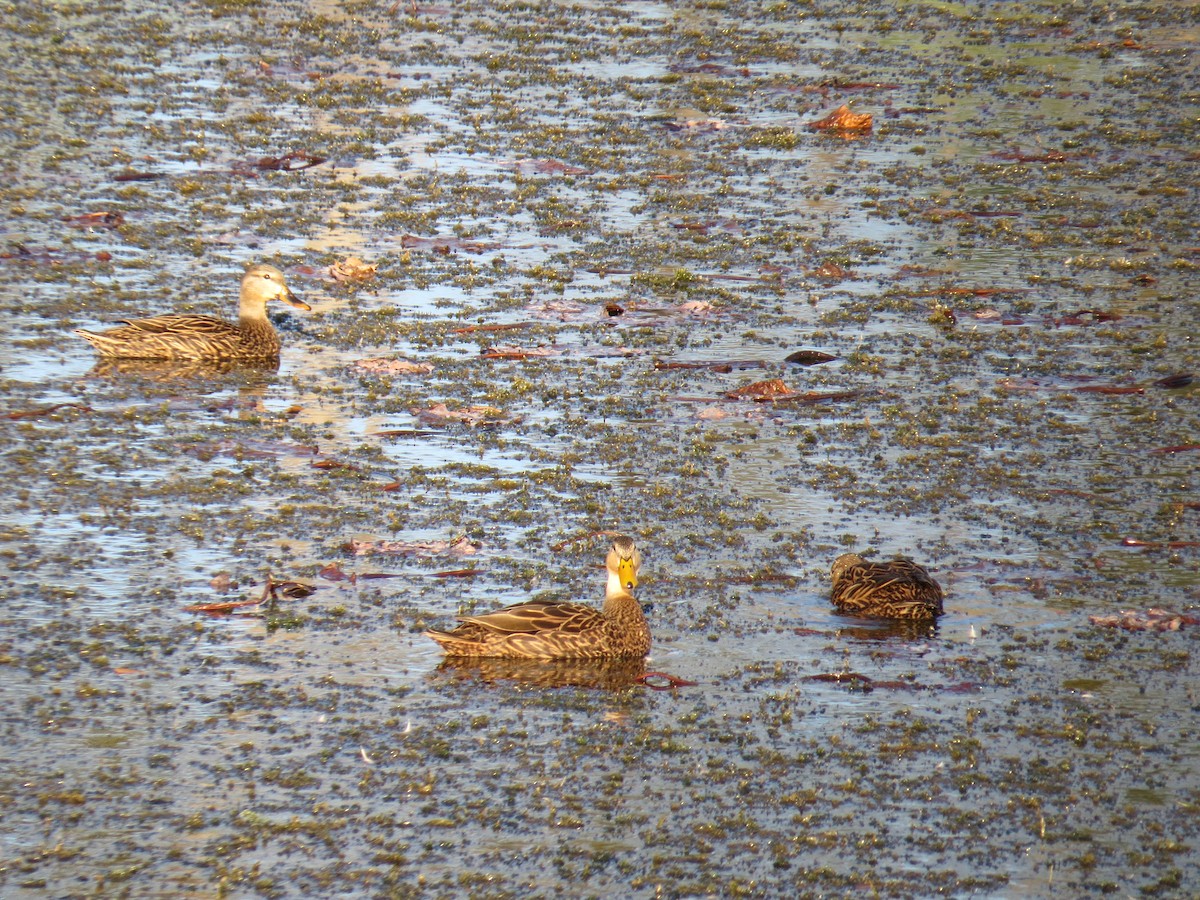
637,672 -> 699,690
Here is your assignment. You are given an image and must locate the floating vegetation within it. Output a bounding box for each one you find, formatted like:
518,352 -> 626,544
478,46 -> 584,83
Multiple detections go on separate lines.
1,0 -> 1198,896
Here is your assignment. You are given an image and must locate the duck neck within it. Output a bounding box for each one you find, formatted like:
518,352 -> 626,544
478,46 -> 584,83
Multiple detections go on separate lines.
237,301 -> 279,350
604,570 -> 636,612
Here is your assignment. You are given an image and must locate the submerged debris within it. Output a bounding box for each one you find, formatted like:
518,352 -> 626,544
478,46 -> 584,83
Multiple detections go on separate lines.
347,536 -> 479,557
1088,609 -> 1200,632
354,357 -> 433,375
411,402 -> 517,427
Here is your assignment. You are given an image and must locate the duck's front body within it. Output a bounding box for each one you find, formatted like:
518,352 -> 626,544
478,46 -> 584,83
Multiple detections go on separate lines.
830,553 -> 944,620
425,536 -> 650,660
74,264 -> 309,361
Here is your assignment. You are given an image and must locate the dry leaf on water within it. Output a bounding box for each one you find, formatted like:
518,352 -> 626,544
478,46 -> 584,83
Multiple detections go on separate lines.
808,104 -> 873,133
354,357 -> 433,375
252,151 -> 326,171
412,403 -> 514,427
811,261 -> 857,280
510,158 -> 593,176
725,379 -> 797,400
65,211 -> 125,230
330,256 -> 377,282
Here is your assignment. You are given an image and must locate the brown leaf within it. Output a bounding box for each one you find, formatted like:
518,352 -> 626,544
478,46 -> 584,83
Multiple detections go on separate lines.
253,151 -> 327,171
319,563 -> 350,582
329,256 -> 377,282
1053,308 -> 1121,326
65,211 -> 125,230
183,598 -> 262,616
811,261 -> 856,280
725,378 -> 797,400
311,458 -> 359,471
511,158 -> 593,176
354,357 -> 433,375
808,104 -> 872,133
412,402 -> 514,427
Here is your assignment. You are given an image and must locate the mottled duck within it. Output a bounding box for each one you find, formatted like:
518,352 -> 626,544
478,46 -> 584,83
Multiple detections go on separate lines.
74,263 -> 310,360
425,536 -> 650,659
830,553 -> 944,619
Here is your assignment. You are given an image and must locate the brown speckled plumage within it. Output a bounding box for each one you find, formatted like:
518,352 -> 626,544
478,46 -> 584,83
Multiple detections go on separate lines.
74,264 -> 309,360
424,536 -> 650,659
830,553 -> 944,620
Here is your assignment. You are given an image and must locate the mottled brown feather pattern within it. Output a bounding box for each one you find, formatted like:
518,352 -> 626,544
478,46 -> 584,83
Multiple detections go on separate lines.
424,537 -> 650,659
830,553 -> 944,620
74,264 -> 309,360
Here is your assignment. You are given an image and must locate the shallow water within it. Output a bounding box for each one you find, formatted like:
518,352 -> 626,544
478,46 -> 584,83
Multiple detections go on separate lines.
1,0 -> 1198,897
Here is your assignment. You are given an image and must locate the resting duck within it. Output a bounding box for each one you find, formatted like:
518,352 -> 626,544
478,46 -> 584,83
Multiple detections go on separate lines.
74,263 -> 309,360
425,536 -> 650,659
830,553 -> 944,619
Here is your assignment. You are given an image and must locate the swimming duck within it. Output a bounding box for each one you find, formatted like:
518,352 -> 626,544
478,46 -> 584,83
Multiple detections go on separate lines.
424,536 -> 650,659
830,553 -> 944,619
74,264 -> 310,360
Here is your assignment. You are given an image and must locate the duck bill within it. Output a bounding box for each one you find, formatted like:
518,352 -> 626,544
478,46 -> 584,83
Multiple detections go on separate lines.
618,557 -> 638,592
282,287 -> 311,311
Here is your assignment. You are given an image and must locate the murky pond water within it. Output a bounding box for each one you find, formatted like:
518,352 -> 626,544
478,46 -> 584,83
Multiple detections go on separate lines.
1,1 -> 1198,897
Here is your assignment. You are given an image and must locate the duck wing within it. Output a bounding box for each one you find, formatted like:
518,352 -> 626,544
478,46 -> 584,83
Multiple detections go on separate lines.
852,560 -> 937,591
116,314 -> 237,338
458,600 -> 605,636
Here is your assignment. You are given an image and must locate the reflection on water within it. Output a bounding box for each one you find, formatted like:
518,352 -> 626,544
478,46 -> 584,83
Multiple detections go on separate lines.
832,614 -> 940,642
86,356 -> 280,382
433,655 -> 646,691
